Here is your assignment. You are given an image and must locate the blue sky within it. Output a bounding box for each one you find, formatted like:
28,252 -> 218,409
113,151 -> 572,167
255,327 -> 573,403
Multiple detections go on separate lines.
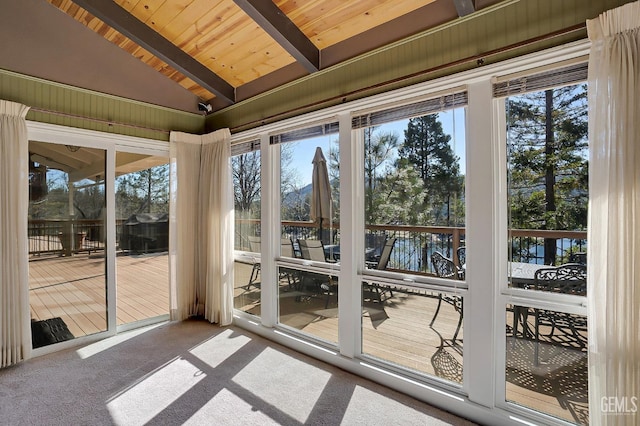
285,107 -> 467,187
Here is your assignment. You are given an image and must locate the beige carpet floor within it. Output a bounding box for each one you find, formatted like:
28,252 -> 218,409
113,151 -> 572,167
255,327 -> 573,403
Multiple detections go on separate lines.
0,319 -> 477,426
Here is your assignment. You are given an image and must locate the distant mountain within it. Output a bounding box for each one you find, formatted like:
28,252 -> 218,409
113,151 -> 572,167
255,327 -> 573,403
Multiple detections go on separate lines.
282,183 -> 312,207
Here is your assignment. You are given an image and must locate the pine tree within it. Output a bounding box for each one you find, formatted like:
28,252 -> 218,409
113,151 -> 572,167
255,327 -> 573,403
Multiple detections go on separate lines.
115,165 -> 169,219
364,127 -> 399,224
399,113 -> 462,226
506,84 -> 588,264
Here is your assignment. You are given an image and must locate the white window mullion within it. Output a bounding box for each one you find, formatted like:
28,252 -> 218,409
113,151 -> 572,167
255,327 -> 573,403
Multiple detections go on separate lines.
260,134 -> 278,328
493,96 -> 509,408
464,79 -> 497,407
337,113 -> 363,358
105,146 -> 117,333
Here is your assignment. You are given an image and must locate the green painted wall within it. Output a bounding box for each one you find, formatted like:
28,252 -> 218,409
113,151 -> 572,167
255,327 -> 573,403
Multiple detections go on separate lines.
0,69 -> 203,141
207,0 -> 633,134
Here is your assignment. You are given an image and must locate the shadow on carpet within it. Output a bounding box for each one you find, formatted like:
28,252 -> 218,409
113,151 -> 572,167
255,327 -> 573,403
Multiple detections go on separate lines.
31,317 -> 75,348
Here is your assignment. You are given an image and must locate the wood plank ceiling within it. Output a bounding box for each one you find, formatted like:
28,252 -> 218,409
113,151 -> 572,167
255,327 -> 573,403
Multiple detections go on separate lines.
46,0 -> 495,113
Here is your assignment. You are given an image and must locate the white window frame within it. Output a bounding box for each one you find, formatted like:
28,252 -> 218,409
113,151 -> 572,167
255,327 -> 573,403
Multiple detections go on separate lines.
231,39 -> 591,426
492,64 -> 589,423
26,121 -> 170,355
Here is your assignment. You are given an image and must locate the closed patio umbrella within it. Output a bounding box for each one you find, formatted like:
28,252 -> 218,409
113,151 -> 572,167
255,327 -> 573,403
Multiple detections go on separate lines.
310,147 -> 332,244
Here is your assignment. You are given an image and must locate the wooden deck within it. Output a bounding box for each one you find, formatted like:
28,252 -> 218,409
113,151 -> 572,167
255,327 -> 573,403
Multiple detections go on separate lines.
29,251 -> 170,337
28,255 -> 587,425
233,260 -> 588,425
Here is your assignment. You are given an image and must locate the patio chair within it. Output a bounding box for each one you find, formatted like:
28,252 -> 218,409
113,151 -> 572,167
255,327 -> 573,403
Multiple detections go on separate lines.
281,237 -> 295,258
430,251 -> 463,344
456,246 -> 466,267
297,239 -> 337,306
568,251 -> 587,265
376,237 -> 395,270
456,246 -> 466,279
297,239 -> 336,263
533,264 -> 587,359
279,237 -> 300,290
245,235 -> 261,290
365,233 -> 387,263
363,237 -> 396,303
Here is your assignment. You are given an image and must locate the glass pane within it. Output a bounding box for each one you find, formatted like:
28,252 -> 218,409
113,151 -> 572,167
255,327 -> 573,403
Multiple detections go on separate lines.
234,258 -> 261,315
28,141 -> 107,347
280,134 -> 339,255
506,84 -> 588,292
362,282 -> 463,384
115,153 -> 169,325
278,267 -> 338,344
506,304 -> 588,424
362,108 -> 466,275
360,107 -> 466,380
232,149 -> 261,316
278,128 -> 340,343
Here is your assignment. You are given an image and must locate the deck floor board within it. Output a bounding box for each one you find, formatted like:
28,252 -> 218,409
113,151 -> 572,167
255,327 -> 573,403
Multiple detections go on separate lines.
28,255 -> 587,424
29,252 -> 170,335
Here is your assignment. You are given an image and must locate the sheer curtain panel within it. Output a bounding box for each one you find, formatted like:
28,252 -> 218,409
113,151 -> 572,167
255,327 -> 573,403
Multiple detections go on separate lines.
169,129 -> 233,325
587,2 -> 640,424
0,100 -> 31,367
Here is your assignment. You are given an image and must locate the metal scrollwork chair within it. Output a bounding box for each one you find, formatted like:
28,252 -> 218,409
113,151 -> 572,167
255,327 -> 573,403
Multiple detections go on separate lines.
533,263 -> 587,363
430,251 -> 463,344
456,246 -> 466,267
534,263 -> 587,338
568,252 -> 587,265
456,246 -> 466,279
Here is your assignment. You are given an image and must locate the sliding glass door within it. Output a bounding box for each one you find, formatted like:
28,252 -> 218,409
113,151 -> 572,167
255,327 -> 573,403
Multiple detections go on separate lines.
27,126 -> 172,349
28,141 -> 107,347
114,150 -> 170,327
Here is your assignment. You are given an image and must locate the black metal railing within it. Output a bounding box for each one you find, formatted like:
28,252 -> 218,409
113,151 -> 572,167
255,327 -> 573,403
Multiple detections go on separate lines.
29,218 -> 586,269
234,219 -> 587,275
28,219 -> 126,256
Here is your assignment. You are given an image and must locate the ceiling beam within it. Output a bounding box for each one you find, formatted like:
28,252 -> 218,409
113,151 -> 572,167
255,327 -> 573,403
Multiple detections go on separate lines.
71,0 -> 235,104
68,160 -> 105,182
453,0 -> 476,17
30,154 -> 72,174
233,0 -> 320,73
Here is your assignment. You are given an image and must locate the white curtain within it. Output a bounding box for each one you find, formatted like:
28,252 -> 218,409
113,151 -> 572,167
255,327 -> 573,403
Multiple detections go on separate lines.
169,129 -> 234,325
0,100 -> 32,367
587,2 -> 640,424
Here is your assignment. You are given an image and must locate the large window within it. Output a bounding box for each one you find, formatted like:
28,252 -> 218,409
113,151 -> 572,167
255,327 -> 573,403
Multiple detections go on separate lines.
232,140 -> 262,317
499,63 -> 589,424
275,123 -> 340,344
229,44 -> 597,426
357,94 -> 467,383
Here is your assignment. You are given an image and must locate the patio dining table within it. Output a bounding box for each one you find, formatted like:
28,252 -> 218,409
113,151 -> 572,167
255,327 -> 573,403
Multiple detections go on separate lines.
324,244 -> 376,262
460,261 -> 549,338
460,261 -> 547,286
509,262 -> 548,288
507,262 -> 581,340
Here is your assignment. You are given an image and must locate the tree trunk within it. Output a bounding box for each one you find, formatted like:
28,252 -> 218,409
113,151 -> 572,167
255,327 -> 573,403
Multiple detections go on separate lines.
147,169 -> 152,213
543,90 -> 557,265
